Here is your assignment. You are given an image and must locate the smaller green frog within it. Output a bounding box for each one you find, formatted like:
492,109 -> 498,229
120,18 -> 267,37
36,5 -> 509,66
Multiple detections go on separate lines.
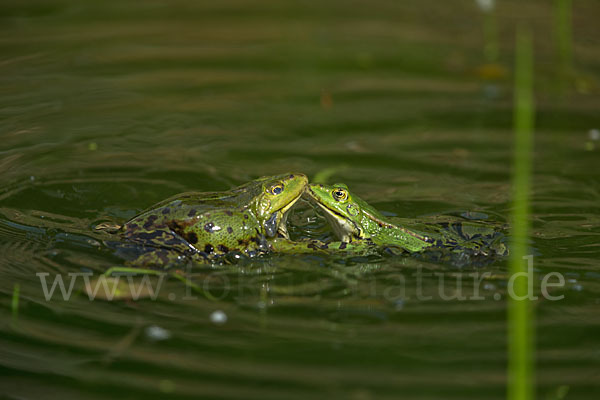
305,182 -> 508,262
107,173 -> 308,267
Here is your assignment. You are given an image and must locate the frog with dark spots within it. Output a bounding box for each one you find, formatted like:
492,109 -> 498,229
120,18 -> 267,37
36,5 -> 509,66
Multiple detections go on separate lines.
108,173 -> 308,267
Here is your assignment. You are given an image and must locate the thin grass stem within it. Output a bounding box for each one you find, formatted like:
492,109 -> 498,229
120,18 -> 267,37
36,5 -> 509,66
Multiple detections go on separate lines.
508,27 -> 535,400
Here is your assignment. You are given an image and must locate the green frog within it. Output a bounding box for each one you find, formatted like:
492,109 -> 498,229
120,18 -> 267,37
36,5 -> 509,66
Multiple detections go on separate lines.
305,182 -> 508,262
106,173 -> 308,267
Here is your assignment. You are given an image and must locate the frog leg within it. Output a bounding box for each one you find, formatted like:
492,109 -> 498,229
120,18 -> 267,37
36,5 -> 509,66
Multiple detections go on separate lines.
268,238 -> 377,255
120,221 -> 210,265
128,246 -> 209,268
112,231 -> 209,268
316,239 -> 379,255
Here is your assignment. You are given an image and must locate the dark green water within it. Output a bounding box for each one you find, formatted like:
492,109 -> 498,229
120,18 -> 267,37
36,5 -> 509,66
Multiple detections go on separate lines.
1,0 -> 599,398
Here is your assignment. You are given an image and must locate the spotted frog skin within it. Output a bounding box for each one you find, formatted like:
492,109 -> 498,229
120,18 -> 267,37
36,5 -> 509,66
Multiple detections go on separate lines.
306,183 -> 508,260
111,173 -> 308,267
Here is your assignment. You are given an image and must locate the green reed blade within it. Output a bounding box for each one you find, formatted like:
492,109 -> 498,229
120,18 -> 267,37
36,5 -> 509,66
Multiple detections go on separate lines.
508,28 -> 535,400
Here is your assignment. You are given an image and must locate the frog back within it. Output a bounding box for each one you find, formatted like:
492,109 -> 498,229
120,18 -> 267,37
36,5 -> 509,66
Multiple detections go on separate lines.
169,209 -> 269,258
122,207 -> 268,259
129,190 -> 251,224
353,205 -> 435,252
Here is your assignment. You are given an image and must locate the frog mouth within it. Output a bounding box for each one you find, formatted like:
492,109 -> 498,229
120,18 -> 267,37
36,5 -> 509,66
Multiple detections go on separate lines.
264,192 -> 303,239
305,187 -> 360,242
312,202 -> 360,242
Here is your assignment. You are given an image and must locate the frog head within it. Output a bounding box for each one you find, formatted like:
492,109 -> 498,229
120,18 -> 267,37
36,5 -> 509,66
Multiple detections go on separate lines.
306,182 -> 388,242
248,173 -> 308,238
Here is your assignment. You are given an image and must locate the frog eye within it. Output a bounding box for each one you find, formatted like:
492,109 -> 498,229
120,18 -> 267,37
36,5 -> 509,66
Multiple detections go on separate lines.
332,188 -> 348,201
269,183 -> 285,195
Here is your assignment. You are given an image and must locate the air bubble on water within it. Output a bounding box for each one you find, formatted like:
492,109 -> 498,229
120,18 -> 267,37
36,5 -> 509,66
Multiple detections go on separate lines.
394,299 -> 405,310
589,129 -> 599,141
475,0 -> 495,13
145,325 -> 171,341
210,310 -> 227,325
86,239 -> 101,246
29,176 -> 35,181
567,278 -> 577,284
572,284 -> 583,292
